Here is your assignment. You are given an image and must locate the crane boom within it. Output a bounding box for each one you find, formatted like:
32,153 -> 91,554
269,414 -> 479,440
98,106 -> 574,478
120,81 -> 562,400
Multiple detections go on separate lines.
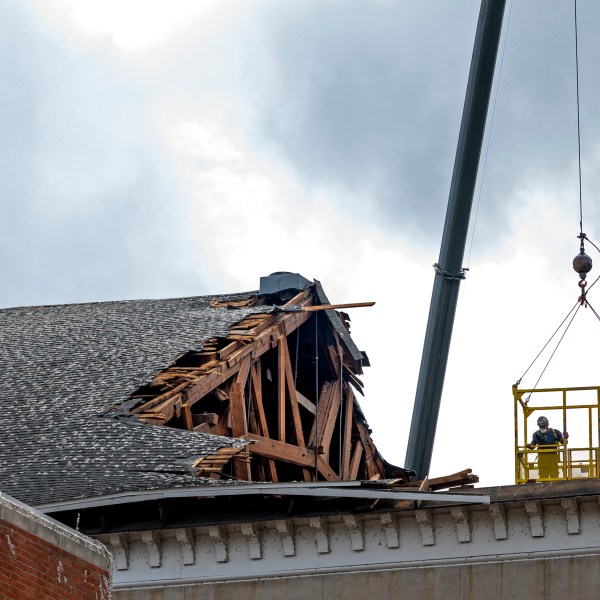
404,0 -> 506,479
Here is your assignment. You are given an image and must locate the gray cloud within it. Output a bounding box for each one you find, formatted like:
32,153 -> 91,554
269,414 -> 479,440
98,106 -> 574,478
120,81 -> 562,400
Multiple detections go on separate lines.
239,0 -> 600,252
4,0 -> 600,309
244,1 -> 479,241
0,2 -> 206,308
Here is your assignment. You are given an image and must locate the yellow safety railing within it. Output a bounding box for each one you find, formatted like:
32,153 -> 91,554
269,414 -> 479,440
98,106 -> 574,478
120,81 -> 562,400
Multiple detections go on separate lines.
513,385 -> 600,484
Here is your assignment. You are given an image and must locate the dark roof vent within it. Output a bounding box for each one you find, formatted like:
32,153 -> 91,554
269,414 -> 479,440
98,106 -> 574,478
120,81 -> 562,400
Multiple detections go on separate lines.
259,272 -> 311,296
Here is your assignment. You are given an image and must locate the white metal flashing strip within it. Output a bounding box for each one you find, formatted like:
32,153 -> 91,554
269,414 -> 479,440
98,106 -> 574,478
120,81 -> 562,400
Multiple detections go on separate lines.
34,482 -> 489,513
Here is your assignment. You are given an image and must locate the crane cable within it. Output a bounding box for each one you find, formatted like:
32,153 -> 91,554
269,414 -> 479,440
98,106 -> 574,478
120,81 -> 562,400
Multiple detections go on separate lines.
516,0 -> 597,395
575,0 -> 583,238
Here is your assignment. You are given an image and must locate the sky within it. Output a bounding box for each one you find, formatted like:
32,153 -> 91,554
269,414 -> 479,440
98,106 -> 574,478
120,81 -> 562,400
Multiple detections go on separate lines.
3,0 -> 600,486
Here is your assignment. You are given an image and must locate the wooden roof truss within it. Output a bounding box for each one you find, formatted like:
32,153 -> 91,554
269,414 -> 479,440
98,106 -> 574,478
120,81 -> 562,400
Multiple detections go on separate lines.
123,288 -> 405,483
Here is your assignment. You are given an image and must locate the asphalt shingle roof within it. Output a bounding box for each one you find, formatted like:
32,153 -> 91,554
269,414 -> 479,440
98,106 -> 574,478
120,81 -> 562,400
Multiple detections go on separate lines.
0,294 -> 272,506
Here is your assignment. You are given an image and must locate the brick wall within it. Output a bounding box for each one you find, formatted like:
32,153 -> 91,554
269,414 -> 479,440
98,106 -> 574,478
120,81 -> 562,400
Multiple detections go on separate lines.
0,492 -> 112,600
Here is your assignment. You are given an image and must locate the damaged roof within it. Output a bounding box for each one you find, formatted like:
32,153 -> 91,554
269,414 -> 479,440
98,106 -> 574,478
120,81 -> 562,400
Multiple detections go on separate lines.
0,277 -> 377,507
0,293 -> 276,506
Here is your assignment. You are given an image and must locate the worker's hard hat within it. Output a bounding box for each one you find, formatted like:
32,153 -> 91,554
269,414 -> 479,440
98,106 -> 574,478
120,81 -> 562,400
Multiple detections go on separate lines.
537,416 -> 549,426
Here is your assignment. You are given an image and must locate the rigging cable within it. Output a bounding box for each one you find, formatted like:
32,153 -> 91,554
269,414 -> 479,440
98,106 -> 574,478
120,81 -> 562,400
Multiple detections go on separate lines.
515,301 -> 579,386
524,303 -> 581,400
585,299 -> 600,323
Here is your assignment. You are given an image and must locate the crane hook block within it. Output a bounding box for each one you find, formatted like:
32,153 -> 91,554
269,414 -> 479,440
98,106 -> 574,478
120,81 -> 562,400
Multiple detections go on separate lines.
573,251 -> 592,280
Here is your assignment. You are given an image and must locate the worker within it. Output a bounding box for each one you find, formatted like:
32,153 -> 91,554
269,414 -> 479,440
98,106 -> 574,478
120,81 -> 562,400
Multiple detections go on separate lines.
528,416 -> 569,480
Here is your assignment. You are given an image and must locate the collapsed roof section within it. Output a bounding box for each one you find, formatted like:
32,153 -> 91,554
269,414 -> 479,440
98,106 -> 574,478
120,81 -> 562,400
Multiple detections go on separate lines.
0,273 -> 413,508
107,274 -> 409,484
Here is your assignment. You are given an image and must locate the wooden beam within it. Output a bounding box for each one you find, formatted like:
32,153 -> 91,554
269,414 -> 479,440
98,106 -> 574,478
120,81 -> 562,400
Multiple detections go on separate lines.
235,354 -> 251,388
349,442 -> 363,480
230,382 -> 247,438
296,390 -> 316,415
250,363 -> 269,436
245,433 -> 314,468
277,338 -> 286,442
181,403 -> 193,431
318,380 -> 341,460
247,394 -> 260,436
317,457 -> 339,481
230,381 -> 250,481
232,450 -> 251,481
250,362 -> 278,482
341,387 -> 354,479
292,302 -> 375,312
281,335 -> 305,447
192,413 -> 219,426
278,334 -> 311,481
308,381 -> 335,449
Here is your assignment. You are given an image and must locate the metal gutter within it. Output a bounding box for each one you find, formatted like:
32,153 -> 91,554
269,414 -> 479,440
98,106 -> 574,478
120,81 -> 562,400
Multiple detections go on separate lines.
34,481 -> 489,513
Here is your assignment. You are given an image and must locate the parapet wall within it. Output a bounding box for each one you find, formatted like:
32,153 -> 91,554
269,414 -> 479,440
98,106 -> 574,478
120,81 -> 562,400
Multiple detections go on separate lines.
0,491 -> 112,599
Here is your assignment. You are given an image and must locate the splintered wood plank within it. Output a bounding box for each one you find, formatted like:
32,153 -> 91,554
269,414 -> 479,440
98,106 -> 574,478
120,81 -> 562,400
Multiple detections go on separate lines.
277,338 -> 286,442
192,447 -> 243,477
181,403 -> 193,431
355,418 -> 378,479
349,441 -> 364,480
343,365 -> 364,395
341,387 -> 354,479
427,469 -> 477,491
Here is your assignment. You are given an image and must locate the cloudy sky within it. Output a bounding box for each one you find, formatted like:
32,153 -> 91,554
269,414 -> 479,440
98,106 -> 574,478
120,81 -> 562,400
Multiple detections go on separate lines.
3,0 -> 600,486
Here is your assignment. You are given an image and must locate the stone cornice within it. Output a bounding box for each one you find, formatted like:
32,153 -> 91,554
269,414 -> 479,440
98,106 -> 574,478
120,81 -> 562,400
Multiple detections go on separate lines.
97,491 -> 600,590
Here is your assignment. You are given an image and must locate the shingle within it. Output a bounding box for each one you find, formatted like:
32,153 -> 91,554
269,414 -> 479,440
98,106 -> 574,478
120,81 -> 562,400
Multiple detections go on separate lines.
0,293 -> 271,506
